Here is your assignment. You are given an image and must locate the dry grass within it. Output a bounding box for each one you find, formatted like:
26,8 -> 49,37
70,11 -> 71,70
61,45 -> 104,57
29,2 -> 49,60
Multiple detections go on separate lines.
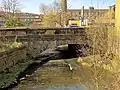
0,42 -> 22,52
85,18 -> 120,90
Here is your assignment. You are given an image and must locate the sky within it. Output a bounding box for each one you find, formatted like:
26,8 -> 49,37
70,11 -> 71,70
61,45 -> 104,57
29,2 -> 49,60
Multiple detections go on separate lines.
0,0 -> 115,14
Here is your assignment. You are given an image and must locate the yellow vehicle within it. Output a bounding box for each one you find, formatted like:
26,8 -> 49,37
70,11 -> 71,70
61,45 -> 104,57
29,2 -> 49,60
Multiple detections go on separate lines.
68,20 -> 80,27
68,19 -> 88,27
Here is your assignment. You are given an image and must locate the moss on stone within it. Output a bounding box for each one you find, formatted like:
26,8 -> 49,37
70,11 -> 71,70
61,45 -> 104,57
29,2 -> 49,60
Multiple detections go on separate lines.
0,59 -> 33,88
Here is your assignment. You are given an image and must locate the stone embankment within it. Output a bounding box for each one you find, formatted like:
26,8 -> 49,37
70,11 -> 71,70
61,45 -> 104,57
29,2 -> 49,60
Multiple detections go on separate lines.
0,45 -> 30,88
0,45 -> 27,72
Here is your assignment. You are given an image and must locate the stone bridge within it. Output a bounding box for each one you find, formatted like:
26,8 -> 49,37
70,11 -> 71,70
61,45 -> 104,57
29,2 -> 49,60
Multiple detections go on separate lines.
0,27 -> 90,57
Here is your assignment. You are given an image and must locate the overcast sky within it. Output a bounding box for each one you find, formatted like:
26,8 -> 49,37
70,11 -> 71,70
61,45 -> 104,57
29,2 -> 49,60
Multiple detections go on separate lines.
0,0 -> 115,14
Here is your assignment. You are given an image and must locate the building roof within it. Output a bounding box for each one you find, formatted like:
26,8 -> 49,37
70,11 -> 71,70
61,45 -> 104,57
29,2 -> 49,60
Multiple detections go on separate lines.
68,9 -> 108,12
0,11 -> 43,17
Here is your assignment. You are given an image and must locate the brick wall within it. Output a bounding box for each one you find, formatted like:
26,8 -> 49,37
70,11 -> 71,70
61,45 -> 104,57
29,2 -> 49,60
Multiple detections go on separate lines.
0,46 -> 27,72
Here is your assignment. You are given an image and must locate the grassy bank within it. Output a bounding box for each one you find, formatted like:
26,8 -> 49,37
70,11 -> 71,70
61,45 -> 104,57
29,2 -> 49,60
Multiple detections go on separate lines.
0,42 -> 22,52
0,58 -> 33,88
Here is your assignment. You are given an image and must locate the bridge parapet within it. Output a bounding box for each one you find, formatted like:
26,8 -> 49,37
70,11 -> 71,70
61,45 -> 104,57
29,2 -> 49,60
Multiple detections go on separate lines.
0,27 -> 87,35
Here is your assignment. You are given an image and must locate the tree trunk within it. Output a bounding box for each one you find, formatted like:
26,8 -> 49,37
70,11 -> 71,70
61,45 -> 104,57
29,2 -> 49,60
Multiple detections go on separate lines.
115,0 -> 120,56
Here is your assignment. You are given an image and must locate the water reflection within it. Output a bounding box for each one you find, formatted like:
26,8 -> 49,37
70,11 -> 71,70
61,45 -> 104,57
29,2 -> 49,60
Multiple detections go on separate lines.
30,84 -> 90,90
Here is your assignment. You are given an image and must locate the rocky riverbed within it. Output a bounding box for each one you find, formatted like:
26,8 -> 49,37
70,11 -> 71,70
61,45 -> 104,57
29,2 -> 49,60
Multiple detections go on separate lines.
13,60 -> 92,90
13,57 -> 114,90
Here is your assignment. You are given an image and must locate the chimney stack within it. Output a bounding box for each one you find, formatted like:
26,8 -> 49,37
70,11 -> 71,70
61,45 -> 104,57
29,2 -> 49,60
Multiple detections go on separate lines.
61,0 -> 67,12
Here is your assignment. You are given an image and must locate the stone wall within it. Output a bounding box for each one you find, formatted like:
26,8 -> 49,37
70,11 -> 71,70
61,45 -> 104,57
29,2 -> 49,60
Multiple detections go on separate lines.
0,46 -> 27,72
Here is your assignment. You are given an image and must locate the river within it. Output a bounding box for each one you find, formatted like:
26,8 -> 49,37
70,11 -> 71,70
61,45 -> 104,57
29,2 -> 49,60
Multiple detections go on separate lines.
13,58 -> 114,90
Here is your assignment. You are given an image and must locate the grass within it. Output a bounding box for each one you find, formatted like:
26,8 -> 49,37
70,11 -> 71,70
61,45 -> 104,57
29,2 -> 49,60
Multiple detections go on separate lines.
0,59 -> 33,88
0,42 -> 22,52
0,41 -> 27,88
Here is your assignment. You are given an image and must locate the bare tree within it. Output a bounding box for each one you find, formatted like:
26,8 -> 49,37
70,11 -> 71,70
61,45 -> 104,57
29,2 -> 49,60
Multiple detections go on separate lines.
40,3 -> 49,15
0,0 -> 24,27
40,0 -> 71,27
1,0 -> 21,17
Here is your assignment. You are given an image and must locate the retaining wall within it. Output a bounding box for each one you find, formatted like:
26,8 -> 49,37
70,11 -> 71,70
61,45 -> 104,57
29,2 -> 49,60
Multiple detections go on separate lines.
0,46 -> 27,72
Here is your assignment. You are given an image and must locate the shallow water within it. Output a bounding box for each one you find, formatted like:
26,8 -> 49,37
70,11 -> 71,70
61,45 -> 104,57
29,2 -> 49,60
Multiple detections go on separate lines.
14,58 -> 114,90
30,84 -> 89,90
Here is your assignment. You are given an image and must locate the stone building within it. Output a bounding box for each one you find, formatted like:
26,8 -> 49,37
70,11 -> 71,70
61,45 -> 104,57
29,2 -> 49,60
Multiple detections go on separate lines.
68,7 -> 108,20
61,0 -> 115,25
